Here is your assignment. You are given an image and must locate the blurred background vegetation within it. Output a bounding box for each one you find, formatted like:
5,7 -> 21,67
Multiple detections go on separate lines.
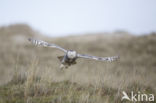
0,24 -> 156,103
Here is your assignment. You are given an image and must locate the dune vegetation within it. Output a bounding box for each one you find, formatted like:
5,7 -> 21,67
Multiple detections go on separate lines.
0,24 -> 156,103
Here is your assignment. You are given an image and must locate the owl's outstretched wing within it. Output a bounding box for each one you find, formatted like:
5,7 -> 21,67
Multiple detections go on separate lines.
77,54 -> 119,62
28,38 -> 67,53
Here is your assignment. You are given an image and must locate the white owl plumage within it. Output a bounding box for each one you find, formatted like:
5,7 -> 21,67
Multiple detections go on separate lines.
28,38 -> 119,69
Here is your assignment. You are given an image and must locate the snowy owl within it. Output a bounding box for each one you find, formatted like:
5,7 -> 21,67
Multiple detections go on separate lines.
28,38 -> 119,69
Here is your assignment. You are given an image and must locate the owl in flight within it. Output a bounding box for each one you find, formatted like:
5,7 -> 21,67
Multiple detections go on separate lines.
28,38 -> 119,69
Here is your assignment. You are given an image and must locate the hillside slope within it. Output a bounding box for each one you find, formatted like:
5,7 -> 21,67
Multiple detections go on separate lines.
0,24 -> 156,103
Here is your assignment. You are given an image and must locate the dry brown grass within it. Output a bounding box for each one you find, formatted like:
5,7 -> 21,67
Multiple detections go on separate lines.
0,24 -> 156,103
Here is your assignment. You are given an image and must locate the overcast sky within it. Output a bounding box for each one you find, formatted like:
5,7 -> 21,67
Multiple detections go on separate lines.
0,0 -> 156,36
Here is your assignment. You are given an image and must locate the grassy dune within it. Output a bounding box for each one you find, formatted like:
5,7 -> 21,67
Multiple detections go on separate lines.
0,24 -> 156,103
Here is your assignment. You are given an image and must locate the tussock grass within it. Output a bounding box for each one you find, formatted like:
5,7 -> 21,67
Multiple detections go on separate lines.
0,24 -> 156,103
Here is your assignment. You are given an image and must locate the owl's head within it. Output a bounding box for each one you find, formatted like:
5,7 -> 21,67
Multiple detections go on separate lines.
67,50 -> 77,59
